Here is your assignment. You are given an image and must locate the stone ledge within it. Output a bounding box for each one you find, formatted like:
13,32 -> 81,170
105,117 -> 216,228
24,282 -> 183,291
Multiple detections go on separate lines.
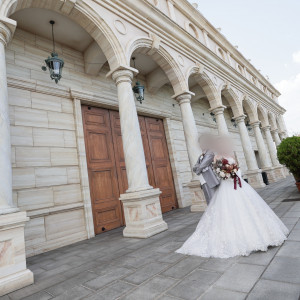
26,202 -> 84,219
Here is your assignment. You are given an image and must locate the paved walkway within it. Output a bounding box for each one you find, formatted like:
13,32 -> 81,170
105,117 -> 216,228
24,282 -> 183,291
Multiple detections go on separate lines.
2,176 -> 300,300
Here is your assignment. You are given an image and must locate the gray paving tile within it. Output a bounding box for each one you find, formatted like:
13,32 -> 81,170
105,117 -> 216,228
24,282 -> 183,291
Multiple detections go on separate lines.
283,211 -> 300,218
276,241 -> 300,258
262,256 -> 300,284
121,276 -> 177,300
280,217 -> 299,225
200,257 -> 238,272
51,285 -> 92,300
238,246 -> 279,265
83,267 -> 134,291
157,295 -> 183,300
122,262 -> 169,285
288,229 -> 300,241
161,256 -> 207,279
200,287 -> 246,300
247,279 -> 300,300
46,271 -> 98,296
22,291 -> 52,300
214,263 -> 265,293
85,281 -> 135,300
166,269 -> 220,300
295,221 -> 300,229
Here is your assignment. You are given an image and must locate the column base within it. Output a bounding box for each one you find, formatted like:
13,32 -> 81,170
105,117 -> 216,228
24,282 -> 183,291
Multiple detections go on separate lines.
244,169 -> 266,188
272,165 -> 286,180
0,212 -> 34,296
120,188 -> 168,238
185,180 -> 207,212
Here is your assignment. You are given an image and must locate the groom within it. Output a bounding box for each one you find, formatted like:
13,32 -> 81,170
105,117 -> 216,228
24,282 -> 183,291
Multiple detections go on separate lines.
193,135 -> 220,205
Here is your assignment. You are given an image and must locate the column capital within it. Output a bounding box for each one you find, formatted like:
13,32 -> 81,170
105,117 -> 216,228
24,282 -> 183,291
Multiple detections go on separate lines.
233,114 -> 246,123
271,128 -> 279,134
111,69 -> 136,85
209,105 -> 226,115
107,65 -> 138,81
250,120 -> 261,128
261,125 -> 271,132
0,17 -> 16,46
172,91 -> 194,105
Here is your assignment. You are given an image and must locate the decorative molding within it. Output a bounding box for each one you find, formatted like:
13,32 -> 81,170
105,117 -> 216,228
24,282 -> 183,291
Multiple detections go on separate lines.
114,19 -> 127,35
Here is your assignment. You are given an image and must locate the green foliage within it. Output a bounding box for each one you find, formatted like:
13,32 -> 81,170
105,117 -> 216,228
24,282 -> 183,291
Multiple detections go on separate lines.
277,136 -> 300,180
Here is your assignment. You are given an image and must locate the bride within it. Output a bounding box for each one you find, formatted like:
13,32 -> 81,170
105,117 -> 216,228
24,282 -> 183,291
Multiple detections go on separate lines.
176,136 -> 288,258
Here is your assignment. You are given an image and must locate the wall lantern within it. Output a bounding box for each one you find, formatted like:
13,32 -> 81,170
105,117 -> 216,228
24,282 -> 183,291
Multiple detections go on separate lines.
210,112 -> 216,123
41,20 -> 64,84
132,81 -> 145,104
231,118 -> 237,128
245,120 -> 252,131
131,57 -> 145,104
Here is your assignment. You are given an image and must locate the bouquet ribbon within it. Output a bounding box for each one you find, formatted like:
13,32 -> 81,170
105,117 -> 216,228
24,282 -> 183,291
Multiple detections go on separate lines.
233,174 -> 242,190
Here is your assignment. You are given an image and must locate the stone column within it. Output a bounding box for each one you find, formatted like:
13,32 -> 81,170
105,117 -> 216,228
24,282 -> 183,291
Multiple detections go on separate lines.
271,129 -> 281,146
209,105 -> 229,136
251,121 -> 276,183
235,115 -> 265,188
0,17 -> 33,296
175,93 -> 207,212
111,68 -> 167,238
262,125 -> 285,179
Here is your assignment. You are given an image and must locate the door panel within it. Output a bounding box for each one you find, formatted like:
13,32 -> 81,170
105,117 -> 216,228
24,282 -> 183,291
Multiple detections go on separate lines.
145,117 -> 177,213
82,106 -> 123,234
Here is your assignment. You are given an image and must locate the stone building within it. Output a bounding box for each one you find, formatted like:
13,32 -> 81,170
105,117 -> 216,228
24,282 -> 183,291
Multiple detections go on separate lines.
0,0 -> 288,294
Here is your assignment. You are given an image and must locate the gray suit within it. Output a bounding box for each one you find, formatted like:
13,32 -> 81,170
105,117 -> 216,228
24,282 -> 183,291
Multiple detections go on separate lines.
193,150 -> 220,204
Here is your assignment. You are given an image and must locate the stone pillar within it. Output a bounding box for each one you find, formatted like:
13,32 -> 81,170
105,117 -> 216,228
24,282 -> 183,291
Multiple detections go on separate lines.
235,115 -> 265,188
111,68 -> 167,238
271,129 -> 281,146
0,18 -> 33,296
251,121 -> 276,183
209,105 -> 229,136
262,125 -> 285,180
175,93 -> 207,212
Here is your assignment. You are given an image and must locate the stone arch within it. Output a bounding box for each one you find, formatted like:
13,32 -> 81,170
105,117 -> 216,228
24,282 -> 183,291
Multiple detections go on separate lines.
257,105 -> 269,128
220,85 -> 243,117
186,65 -> 221,108
126,36 -> 188,95
241,97 -> 258,123
1,0 -> 127,70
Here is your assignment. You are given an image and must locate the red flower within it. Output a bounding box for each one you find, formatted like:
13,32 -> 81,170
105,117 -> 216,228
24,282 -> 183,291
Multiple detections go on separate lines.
222,159 -> 229,165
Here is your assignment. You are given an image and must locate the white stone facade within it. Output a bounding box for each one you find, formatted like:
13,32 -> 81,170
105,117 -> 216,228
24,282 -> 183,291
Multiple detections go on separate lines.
0,0 -> 288,294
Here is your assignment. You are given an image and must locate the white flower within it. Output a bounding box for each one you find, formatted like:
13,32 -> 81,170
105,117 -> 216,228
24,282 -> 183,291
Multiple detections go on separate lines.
220,171 -> 225,177
226,173 -> 230,178
216,168 -> 220,172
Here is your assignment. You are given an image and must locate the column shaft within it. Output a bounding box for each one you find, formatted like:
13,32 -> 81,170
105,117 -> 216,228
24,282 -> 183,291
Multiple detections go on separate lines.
176,93 -> 207,211
0,24 -> 17,214
235,116 -> 258,170
272,129 -> 281,146
210,106 -> 229,135
112,70 -> 151,193
251,122 -> 272,169
262,126 -> 280,167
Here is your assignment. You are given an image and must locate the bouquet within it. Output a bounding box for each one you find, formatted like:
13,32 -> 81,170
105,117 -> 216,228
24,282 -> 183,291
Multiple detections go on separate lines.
214,158 -> 241,189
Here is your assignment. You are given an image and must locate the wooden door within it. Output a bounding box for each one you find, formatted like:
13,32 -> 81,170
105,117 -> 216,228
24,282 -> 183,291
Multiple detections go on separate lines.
145,117 -> 178,213
82,106 -> 123,234
82,106 -> 177,235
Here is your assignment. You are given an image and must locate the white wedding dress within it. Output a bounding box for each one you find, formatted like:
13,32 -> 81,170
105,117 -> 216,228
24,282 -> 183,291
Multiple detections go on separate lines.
176,157 -> 288,258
